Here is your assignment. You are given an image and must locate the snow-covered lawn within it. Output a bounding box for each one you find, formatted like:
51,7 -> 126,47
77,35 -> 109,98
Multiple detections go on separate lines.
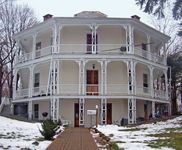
97,116 -> 182,150
0,116 -> 57,150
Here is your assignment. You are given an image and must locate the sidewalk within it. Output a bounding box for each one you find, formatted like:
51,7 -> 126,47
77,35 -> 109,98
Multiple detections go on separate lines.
47,128 -> 98,150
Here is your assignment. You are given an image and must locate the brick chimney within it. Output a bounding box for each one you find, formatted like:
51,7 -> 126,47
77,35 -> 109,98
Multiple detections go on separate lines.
43,14 -> 53,21
131,15 -> 140,21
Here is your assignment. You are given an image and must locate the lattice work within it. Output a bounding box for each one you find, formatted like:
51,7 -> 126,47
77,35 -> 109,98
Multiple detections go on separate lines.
128,98 -> 136,124
101,99 -> 107,124
47,60 -> 59,95
79,98 -> 85,126
50,98 -> 59,122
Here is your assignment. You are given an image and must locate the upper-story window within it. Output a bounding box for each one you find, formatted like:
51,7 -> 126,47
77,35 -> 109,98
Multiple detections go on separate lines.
143,73 -> 148,93
34,73 -> 40,88
142,43 -> 147,51
36,42 -> 41,58
87,34 -> 97,54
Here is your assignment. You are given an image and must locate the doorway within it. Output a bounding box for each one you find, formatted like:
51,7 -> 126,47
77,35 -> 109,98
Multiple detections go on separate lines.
86,70 -> 98,95
107,103 -> 112,124
74,103 -> 79,127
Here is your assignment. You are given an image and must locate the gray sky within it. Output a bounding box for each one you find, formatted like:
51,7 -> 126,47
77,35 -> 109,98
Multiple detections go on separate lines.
18,0 -> 152,25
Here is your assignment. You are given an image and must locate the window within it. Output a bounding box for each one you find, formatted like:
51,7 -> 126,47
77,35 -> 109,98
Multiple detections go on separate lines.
142,43 -> 147,51
143,74 -> 148,87
34,73 -> 40,87
36,42 -> 41,50
87,34 -> 98,54
143,74 -> 148,93
35,42 -> 41,58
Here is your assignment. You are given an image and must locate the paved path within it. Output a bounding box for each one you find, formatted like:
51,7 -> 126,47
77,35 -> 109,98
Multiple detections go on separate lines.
47,128 -> 98,150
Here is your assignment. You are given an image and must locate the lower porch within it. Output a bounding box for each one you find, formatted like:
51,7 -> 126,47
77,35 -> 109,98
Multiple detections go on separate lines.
13,98 -> 170,127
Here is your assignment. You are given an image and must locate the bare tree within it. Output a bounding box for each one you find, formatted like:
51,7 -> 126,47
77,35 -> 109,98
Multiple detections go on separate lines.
150,8 -> 182,115
0,0 -> 38,103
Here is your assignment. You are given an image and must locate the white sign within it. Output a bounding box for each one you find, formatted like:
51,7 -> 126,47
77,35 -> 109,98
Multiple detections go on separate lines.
87,110 -> 96,115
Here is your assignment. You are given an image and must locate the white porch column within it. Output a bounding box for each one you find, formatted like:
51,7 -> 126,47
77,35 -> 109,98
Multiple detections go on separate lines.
100,60 -> 106,95
57,26 -> 62,53
77,60 -> 82,95
52,24 -> 60,53
28,100 -> 33,120
104,61 -> 108,95
163,42 -> 167,65
147,35 -> 151,60
129,25 -> 134,54
127,60 -> 135,94
152,101 -> 155,118
164,71 -> 169,100
123,25 -> 129,52
101,98 -> 107,124
13,69 -> 18,99
128,98 -> 136,124
79,98 -> 85,126
29,65 -> 34,97
56,60 -> 60,95
149,66 -> 154,97
50,98 -> 59,122
90,25 -> 98,54
82,60 -> 86,95
32,33 -> 37,59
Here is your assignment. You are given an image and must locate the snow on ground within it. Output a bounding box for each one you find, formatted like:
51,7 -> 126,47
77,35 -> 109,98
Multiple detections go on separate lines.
97,116 -> 182,150
0,116 -> 63,150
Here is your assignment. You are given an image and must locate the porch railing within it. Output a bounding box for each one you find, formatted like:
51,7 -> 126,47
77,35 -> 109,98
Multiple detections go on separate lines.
32,86 -> 47,97
16,52 -> 33,64
16,88 -> 29,98
135,86 -> 151,97
107,84 -> 128,95
59,84 -> 79,95
15,84 -> 168,101
86,84 -> 100,95
35,46 -> 53,59
134,47 -> 165,65
154,89 -> 167,100
16,44 -> 165,65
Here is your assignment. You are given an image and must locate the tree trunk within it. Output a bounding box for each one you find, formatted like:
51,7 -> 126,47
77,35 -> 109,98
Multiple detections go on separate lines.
9,62 -> 13,99
171,81 -> 177,115
0,64 -> 2,104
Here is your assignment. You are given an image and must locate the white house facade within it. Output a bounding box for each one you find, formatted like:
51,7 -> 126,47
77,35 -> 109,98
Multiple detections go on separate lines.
13,11 -> 170,127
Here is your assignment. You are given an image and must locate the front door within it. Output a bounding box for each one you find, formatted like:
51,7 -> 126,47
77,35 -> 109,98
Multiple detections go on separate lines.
107,103 -> 112,124
86,70 -> 98,95
34,104 -> 39,119
74,103 -> 79,127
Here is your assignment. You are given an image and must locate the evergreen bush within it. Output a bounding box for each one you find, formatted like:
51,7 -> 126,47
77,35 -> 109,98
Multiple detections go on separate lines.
39,119 -> 58,140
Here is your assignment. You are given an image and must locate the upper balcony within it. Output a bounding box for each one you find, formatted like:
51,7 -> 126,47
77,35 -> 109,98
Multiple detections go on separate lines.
15,44 -> 166,65
15,25 -> 167,66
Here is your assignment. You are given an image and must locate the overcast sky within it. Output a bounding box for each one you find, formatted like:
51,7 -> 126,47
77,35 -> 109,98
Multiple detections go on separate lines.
18,0 -> 152,26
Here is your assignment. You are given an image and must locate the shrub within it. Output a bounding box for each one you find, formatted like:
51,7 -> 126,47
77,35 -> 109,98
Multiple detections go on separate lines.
39,119 -> 58,140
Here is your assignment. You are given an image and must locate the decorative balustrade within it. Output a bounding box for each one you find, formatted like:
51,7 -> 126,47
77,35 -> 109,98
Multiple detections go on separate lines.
154,89 -> 167,100
134,47 -> 165,65
15,83 -> 168,101
15,44 -> 165,65
107,84 -> 128,95
16,88 -> 29,98
135,86 -> 151,97
35,46 -> 54,58
32,86 -> 47,97
59,84 -> 79,95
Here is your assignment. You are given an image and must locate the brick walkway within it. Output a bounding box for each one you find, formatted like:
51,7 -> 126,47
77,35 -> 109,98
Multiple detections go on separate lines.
47,128 -> 98,150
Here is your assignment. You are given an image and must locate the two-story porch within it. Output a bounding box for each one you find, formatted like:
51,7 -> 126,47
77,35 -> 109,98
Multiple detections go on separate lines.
13,13 -> 170,126
13,58 -> 170,127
